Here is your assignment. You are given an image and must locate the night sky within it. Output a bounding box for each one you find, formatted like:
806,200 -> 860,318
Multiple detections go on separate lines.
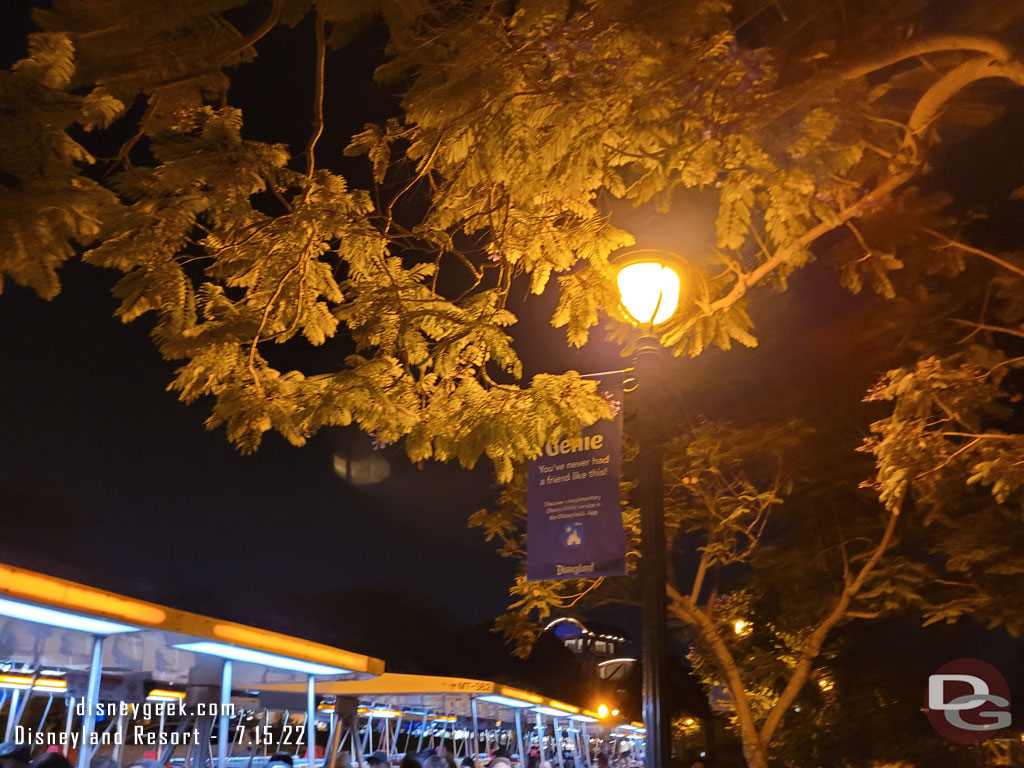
1,2 -> 1023,684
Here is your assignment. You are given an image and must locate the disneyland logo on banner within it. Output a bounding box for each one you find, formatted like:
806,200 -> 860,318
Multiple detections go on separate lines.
926,658 -> 1011,743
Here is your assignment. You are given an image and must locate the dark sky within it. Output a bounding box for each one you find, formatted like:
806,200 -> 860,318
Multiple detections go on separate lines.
1,2 -> 1022,682
0,5 -> 522,642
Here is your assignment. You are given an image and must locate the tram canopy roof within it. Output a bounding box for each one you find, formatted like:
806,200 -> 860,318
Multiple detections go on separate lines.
259,673 -> 605,724
0,563 -> 384,688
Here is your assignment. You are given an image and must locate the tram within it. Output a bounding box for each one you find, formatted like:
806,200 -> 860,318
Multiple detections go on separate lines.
0,563 -> 383,768
0,564 -> 644,768
257,673 -> 643,768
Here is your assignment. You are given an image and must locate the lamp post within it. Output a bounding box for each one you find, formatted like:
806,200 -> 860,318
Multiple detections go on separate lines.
615,255 -> 682,768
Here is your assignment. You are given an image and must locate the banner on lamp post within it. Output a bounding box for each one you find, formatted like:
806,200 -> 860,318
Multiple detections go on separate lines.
526,377 -> 626,581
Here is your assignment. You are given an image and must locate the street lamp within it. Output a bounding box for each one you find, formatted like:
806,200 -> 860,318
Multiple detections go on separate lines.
614,252 -> 683,768
616,261 -> 681,327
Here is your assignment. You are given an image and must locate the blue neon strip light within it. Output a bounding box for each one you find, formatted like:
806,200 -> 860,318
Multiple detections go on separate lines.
174,641 -> 349,675
478,695 -> 536,708
0,597 -> 136,634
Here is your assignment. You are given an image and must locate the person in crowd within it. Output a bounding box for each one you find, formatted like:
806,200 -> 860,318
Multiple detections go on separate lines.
399,753 -> 422,768
90,756 -> 117,768
367,751 -> 389,768
0,743 -> 30,768
269,753 -> 295,767
488,757 -> 512,768
29,754 -> 72,768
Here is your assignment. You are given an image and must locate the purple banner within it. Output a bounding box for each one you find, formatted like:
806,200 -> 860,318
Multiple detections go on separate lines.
526,377 -> 625,581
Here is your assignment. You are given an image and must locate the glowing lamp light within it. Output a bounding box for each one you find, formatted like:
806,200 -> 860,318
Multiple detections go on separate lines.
616,262 -> 681,326
733,619 -> 750,636
597,705 -> 609,719
611,709 -> 620,717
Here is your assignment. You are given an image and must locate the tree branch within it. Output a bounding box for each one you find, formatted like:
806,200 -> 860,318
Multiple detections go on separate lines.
759,500 -> 902,745
842,35 -> 1013,80
905,57 -> 1024,150
950,320 -> 1024,340
705,51 -> 1024,319
305,5 -> 326,180
707,168 -> 914,314
667,585 -> 769,768
923,228 -> 1024,279
148,0 -> 283,92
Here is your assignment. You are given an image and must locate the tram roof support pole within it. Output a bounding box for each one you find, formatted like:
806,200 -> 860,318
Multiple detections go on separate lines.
3,690 -> 20,743
306,675 -> 317,768
416,713 -> 427,755
219,660 -> 233,768
62,697 -> 76,757
513,709 -> 526,766
392,711 -> 404,760
78,636 -> 105,768
470,698 -> 480,764
535,713 -> 544,762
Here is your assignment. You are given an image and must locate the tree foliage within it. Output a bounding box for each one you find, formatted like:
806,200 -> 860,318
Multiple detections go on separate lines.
3,0 -> 1023,483
5,1 -> 1024,765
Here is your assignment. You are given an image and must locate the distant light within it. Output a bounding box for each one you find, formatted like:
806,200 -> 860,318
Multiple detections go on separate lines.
597,705 -> 609,719
0,675 -> 67,692
147,689 -> 185,702
543,617 -> 587,633
611,710 -> 620,717
174,641 -> 349,675
333,452 -> 390,485
733,619 -> 750,635
478,695 -> 536,708
0,597 -> 137,635
366,709 -> 401,719
616,262 -> 681,326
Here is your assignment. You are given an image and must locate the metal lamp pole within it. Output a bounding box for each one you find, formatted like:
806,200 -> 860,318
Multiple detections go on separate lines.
635,337 -> 669,768
614,253 -> 683,768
